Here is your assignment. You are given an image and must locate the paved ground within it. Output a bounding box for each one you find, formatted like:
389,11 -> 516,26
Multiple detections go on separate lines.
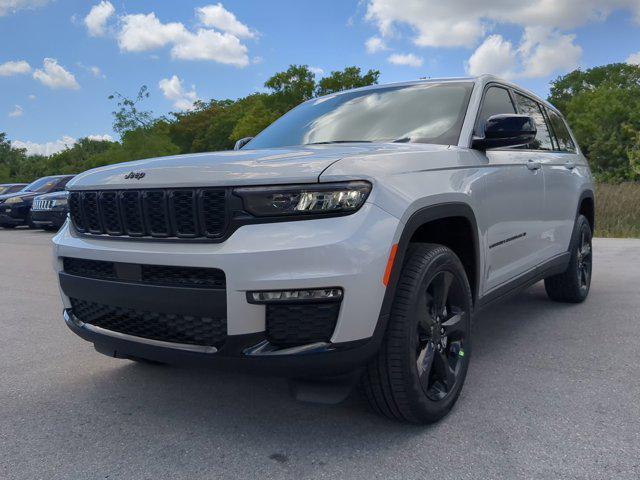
0,229 -> 639,480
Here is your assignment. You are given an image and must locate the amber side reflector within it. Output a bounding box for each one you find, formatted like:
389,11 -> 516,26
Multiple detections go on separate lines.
383,243 -> 398,287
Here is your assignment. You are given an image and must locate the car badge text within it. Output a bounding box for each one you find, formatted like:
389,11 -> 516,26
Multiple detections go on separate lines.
124,172 -> 146,180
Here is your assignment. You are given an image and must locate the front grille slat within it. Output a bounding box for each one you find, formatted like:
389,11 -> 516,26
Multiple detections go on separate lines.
68,188 -> 228,240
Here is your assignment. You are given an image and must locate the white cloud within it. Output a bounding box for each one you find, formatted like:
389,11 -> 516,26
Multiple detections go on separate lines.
365,0 -> 640,48
518,27 -> 581,78
28,94 -> 36,100
466,28 -> 581,79
86,134 -> 113,141
170,29 -> 249,66
388,53 -> 423,67
365,36 -> 388,53
196,3 -> 256,38
13,134 -> 113,156
33,58 -> 80,90
466,35 -> 517,78
159,75 -> 198,111
309,66 -> 324,76
13,135 -> 76,156
0,0 -> 50,16
0,60 -> 31,76
626,52 -> 640,65
84,1 -> 114,37
118,12 -> 187,52
117,9 -> 250,67
90,66 -> 104,78
8,105 -> 23,117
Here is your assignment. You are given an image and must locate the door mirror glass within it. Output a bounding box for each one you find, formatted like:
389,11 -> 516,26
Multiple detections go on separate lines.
234,137 -> 253,150
472,114 -> 536,150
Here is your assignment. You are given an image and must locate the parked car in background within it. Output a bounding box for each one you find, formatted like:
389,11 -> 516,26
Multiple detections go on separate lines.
0,175 -> 75,229
0,183 -> 27,195
31,191 -> 69,231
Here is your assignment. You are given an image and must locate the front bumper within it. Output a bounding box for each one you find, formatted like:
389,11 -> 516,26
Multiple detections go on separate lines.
0,204 -> 28,225
31,210 -> 67,229
53,203 -> 400,373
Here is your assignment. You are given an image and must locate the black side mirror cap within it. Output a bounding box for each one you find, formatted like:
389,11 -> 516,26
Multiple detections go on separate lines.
472,114 -> 537,150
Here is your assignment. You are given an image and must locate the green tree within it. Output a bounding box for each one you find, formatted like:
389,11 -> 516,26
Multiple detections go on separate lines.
108,85 -> 155,136
264,64 -> 316,113
316,66 -> 380,96
548,63 -> 640,181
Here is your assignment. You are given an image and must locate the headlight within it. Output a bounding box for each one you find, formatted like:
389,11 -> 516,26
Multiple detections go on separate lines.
5,196 -> 23,204
233,181 -> 371,217
53,198 -> 68,207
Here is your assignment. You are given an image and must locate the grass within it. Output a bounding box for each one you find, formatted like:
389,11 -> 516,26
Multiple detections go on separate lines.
595,183 -> 640,238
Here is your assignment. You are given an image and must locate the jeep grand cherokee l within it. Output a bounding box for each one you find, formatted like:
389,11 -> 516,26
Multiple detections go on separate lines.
53,76 -> 594,423
1,175 -> 74,228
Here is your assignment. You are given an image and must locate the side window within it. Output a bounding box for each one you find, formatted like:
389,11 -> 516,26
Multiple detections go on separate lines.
56,177 -> 73,189
476,86 -> 516,133
546,109 -> 576,153
514,93 -> 554,151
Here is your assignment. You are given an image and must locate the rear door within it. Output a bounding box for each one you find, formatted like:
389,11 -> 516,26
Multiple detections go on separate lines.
474,85 -> 547,292
540,107 -> 583,255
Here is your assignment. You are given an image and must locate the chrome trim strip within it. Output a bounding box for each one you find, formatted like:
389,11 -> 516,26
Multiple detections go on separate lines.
243,340 -> 332,356
64,310 -> 218,354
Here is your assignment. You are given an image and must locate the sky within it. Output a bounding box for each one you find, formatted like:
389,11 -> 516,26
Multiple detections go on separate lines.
1,0 -> 639,156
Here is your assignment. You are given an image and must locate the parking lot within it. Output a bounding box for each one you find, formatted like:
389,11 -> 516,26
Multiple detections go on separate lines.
1,228 -> 638,480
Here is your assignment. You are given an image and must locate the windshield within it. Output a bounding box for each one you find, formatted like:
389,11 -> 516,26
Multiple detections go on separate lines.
24,177 -> 59,193
246,82 -> 473,149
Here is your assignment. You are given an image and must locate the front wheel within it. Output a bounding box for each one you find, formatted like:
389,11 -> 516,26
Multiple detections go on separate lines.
544,215 -> 592,303
362,243 -> 472,424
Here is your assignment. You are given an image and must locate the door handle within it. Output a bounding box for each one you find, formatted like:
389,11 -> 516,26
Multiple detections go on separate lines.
565,159 -> 576,170
526,159 -> 541,170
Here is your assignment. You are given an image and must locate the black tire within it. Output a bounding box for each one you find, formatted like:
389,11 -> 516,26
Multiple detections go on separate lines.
43,226 -> 58,232
26,212 -> 36,229
544,215 -> 592,303
1,224 -> 16,229
362,243 -> 473,424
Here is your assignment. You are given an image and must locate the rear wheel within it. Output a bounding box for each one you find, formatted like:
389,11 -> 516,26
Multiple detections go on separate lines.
545,215 -> 592,303
362,243 -> 472,424
1,224 -> 16,229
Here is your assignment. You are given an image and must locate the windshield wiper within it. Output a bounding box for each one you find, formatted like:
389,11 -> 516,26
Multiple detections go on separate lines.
305,140 -> 372,145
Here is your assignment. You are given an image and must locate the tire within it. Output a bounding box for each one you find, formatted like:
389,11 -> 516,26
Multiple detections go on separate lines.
1,224 -> 16,229
544,214 -> 593,303
43,226 -> 58,232
26,213 -> 36,229
362,243 -> 473,424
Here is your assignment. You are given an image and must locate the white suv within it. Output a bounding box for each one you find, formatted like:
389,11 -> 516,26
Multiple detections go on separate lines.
53,75 -> 594,423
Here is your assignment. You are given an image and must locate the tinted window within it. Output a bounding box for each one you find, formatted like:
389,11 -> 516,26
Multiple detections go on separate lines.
247,82 -> 474,149
23,177 -> 58,193
546,109 -> 576,153
514,93 -> 554,151
476,86 -> 516,132
57,176 -> 74,189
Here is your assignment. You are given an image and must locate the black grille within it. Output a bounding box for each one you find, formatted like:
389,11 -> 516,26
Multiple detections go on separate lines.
62,257 -> 225,289
266,302 -> 340,347
141,264 -> 226,289
70,298 -> 226,348
68,188 -> 228,240
63,257 -> 116,280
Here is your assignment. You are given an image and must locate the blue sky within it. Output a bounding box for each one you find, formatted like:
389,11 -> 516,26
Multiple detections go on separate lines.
1,0 -> 639,155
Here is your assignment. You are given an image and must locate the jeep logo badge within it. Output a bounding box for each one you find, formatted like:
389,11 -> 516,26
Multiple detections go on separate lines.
124,171 -> 146,180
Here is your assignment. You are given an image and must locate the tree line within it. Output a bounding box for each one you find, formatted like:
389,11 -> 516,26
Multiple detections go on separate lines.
1,63 -> 638,184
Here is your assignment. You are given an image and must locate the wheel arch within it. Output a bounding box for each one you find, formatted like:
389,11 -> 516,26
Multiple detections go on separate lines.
382,203 -> 481,316
577,189 -> 595,233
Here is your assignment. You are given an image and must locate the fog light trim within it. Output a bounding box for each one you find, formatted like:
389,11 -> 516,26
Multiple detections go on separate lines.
247,287 -> 343,304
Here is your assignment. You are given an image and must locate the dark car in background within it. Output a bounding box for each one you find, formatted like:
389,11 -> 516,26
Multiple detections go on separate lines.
0,175 -> 75,229
0,183 -> 27,195
31,191 -> 69,231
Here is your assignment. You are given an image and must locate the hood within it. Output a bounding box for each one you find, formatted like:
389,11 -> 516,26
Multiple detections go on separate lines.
67,144 -> 387,190
0,191 -> 38,202
34,191 -> 68,201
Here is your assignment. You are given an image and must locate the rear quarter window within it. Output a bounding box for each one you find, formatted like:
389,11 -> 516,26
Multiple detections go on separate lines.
546,109 -> 577,153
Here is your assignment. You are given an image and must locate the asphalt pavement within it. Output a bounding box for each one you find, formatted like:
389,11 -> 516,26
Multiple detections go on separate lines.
1,229 -> 638,479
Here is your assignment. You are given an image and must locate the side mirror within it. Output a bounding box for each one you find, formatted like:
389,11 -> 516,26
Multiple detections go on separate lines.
234,137 -> 253,150
472,114 -> 536,150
